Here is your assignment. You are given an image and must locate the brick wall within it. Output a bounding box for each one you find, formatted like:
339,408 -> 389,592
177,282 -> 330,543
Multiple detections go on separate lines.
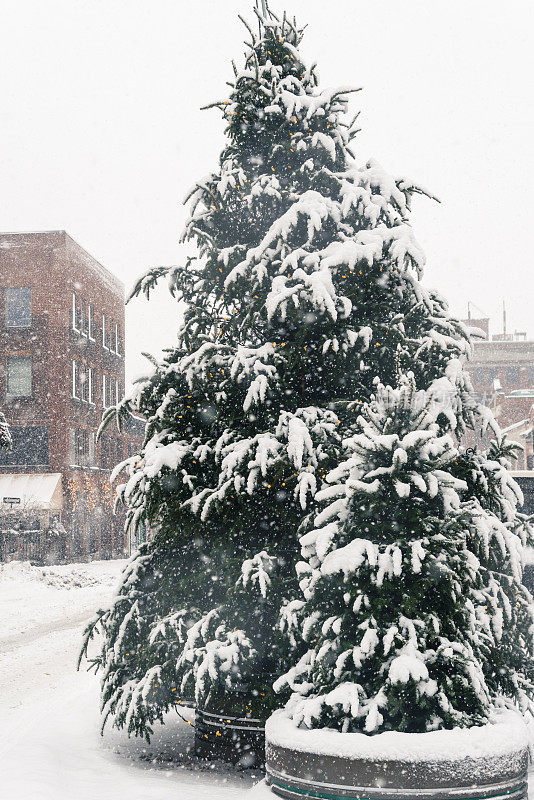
0,231 -> 143,560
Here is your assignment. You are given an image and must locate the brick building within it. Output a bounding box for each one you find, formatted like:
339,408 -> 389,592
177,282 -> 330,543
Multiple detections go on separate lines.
462,316 -> 534,471
0,231 -> 144,562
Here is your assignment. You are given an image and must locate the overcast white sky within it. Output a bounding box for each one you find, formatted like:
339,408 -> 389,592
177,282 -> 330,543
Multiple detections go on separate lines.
1,0 -> 533,384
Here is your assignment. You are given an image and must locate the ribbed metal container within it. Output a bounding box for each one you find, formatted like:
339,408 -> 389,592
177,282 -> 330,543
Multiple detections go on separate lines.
265,714 -> 529,800
195,707 -> 265,765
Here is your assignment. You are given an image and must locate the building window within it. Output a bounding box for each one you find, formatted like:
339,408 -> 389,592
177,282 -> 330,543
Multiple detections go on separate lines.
527,455 -> 533,471
72,360 -> 79,399
88,367 -> 95,404
100,435 -> 121,470
103,374 -> 117,408
6,287 -> 31,328
80,365 -> 95,404
88,304 -> 94,340
78,429 -> 88,466
507,366 -> 520,384
473,367 -> 484,385
100,436 -> 109,469
79,299 -> 86,336
69,428 -> 95,467
72,292 -> 80,331
114,323 -> 120,355
0,425 -> 48,466
102,314 -> 107,349
80,365 -> 89,402
106,318 -> 113,351
89,431 -> 96,465
6,356 -> 32,397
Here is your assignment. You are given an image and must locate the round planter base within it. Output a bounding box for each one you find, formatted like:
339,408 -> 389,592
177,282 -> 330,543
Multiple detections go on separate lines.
195,707 -> 265,765
265,710 -> 529,800
266,764 -> 527,800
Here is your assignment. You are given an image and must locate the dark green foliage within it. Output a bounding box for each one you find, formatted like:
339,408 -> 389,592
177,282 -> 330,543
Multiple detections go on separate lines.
81,7 -> 531,743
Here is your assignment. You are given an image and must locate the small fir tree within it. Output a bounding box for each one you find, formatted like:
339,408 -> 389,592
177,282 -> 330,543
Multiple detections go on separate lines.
81,5 -> 529,741
276,377 -> 534,733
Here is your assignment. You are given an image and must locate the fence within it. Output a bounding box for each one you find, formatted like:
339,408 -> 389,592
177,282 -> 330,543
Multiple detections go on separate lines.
0,530 -> 67,564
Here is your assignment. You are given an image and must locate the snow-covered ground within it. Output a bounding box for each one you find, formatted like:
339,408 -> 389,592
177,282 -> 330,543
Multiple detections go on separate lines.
1,558 -> 533,799
0,559 -> 262,800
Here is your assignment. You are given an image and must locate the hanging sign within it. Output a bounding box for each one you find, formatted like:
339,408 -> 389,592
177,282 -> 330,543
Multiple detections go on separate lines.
3,497 -> 21,506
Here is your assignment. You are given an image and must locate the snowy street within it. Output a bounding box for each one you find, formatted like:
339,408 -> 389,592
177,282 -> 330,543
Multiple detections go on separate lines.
2,558 -> 534,799
0,560 -> 262,800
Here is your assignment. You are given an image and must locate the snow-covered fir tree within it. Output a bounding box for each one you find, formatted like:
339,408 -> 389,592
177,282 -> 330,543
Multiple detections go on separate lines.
0,412 -> 11,450
276,377 -> 534,733
80,5 -> 531,741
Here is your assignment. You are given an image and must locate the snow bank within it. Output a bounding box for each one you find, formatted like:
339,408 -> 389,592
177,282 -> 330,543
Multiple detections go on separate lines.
0,559 -> 126,642
265,708 -> 529,763
0,559 -> 122,589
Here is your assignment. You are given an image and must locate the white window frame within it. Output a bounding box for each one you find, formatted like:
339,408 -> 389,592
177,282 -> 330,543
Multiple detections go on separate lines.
72,360 -> 79,399
102,313 -> 107,349
72,293 -> 79,332
114,323 -> 120,355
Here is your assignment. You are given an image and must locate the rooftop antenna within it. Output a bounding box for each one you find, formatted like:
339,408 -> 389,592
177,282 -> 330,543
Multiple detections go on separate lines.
467,300 -> 489,320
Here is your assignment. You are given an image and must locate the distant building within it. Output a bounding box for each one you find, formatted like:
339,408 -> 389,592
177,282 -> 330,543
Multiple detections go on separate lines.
0,231 -> 144,563
462,315 -> 534,471
511,473 -> 534,516
514,472 -> 534,593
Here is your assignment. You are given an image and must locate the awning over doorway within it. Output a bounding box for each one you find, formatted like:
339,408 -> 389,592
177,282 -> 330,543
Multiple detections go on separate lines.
0,473 -> 63,512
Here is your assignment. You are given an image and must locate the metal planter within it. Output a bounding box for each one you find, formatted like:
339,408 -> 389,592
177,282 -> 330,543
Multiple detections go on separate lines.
264,711 -> 529,800
195,706 -> 265,765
